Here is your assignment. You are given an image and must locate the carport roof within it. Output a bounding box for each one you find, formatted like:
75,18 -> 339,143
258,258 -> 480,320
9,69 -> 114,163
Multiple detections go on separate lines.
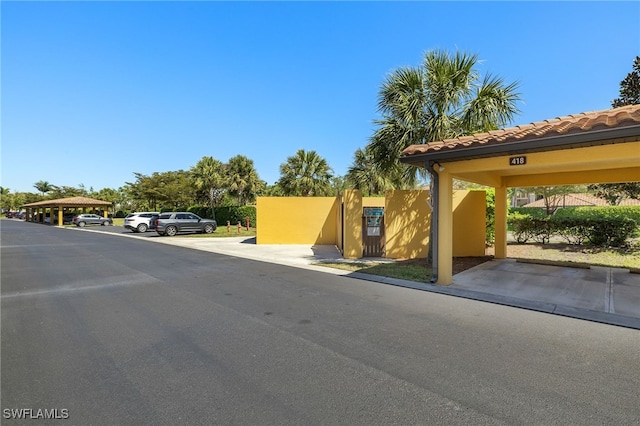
23,196 -> 112,208
401,104 -> 640,164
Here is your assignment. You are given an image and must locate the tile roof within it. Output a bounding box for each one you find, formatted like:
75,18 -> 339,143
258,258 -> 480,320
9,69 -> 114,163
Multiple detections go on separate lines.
521,193 -> 640,208
23,196 -> 112,207
402,104 -> 640,157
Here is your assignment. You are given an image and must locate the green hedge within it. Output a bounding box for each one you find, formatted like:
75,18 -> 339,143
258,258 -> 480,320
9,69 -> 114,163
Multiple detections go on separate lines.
553,206 -> 640,223
483,189 -> 496,245
213,206 -> 257,228
185,205 -> 257,227
508,206 -> 639,247
510,207 -> 548,219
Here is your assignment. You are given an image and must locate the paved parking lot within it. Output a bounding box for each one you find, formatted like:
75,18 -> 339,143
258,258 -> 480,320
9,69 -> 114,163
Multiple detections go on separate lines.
76,224 -> 640,329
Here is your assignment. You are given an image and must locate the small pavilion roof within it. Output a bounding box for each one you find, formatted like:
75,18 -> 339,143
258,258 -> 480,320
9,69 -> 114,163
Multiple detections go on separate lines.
23,196 -> 112,208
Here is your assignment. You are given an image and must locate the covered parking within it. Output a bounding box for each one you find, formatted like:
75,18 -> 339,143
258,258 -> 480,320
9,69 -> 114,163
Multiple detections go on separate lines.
22,196 -> 112,226
400,104 -> 640,285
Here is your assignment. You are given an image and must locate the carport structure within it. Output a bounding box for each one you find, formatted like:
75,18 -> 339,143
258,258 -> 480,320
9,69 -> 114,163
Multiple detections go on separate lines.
22,196 -> 112,226
400,104 -> 640,285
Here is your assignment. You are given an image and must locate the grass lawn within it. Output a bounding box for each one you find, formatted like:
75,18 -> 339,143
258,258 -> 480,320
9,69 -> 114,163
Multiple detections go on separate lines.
500,242 -> 640,269
319,242 -> 640,283
319,260 -> 434,283
184,227 -> 256,238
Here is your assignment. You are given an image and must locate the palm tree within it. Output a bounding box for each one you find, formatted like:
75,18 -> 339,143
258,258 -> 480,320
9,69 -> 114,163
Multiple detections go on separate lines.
346,148 -> 398,196
190,156 -> 225,220
277,149 -> 333,196
368,50 -> 521,183
227,155 -> 261,205
33,180 -> 56,197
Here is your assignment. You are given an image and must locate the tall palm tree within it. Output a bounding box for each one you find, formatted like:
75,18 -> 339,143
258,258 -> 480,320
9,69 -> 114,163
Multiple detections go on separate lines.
190,156 -> 225,220
346,147 -> 398,196
368,50 -> 521,183
277,149 -> 333,196
227,155 -> 261,205
33,180 -> 55,197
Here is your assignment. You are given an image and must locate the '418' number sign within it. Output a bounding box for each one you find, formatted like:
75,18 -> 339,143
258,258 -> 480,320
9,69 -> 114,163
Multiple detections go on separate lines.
509,156 -> 527,166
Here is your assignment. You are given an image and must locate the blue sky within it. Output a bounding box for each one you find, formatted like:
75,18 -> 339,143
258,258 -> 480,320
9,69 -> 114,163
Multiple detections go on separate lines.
2,1 -> 639,194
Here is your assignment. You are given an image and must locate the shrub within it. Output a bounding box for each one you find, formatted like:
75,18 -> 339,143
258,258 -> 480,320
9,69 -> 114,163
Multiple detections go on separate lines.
530,217 -> 555,244
508,208 -> 639,247
586,217 -> 637,247
215,206 -> 257,228
508,212 -> 535,243
551,217 -> 591,245
510,207 -> 548,219
484,189 -> 495,245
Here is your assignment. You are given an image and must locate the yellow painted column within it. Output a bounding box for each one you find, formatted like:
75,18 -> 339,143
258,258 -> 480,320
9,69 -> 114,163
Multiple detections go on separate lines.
494,185 -> 508,259
437,172 -> 453,285
343,189 -> 363,259
58,208 -> 63,227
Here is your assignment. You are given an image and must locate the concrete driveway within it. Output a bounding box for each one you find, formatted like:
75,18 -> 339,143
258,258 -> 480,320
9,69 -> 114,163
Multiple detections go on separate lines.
78,226 -> 640,329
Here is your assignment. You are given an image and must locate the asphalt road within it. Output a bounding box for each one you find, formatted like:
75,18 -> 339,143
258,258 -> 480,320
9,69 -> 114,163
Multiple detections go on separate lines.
2,220 -> 639,425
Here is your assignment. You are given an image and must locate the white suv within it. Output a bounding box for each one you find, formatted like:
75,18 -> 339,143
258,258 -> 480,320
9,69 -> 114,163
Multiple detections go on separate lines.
124,212 -> 160,233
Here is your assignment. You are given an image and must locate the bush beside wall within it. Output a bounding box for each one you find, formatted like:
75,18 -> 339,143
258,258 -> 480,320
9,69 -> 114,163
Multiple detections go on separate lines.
184,206 -> 257,227
508,206 -> 640,247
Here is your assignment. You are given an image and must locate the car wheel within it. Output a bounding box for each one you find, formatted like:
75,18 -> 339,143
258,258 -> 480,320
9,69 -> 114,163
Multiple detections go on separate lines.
165,225 -> 178,236
203,224 -> 215,234
77,221 -> 86,227
102,221 -> 110,226
137,223 -> 148,233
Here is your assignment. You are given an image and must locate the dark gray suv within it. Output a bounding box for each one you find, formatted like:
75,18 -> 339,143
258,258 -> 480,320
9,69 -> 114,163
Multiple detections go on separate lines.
155,212 -> 217,236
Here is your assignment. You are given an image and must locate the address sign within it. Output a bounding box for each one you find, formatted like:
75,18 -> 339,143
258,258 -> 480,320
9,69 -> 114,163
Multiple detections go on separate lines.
509,156 -> 527,166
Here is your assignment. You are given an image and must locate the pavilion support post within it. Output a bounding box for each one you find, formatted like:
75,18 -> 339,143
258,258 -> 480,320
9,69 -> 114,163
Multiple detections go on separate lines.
437,171 -> 453,285
494,185 -> 508,259
58,208 -> 64,227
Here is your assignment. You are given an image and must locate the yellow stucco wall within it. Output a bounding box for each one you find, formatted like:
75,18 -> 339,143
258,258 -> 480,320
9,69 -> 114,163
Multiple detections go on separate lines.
343,190 -> 363,258
384,190 -> 431,259
452,190 -> 486,257
257,190 -> 486,259
256,197 -> 340,244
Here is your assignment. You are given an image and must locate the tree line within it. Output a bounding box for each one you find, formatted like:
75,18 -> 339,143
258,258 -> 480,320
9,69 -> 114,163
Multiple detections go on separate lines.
2,52 -> 638,216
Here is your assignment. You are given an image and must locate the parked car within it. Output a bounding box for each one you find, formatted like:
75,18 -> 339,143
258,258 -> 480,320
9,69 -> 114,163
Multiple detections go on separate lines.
155,212 -> 217,236
124,212 -> 160,233
72,214 -> 113,227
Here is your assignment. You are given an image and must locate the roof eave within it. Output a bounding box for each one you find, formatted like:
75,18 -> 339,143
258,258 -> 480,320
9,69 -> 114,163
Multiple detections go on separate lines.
400,125 -> 640,166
